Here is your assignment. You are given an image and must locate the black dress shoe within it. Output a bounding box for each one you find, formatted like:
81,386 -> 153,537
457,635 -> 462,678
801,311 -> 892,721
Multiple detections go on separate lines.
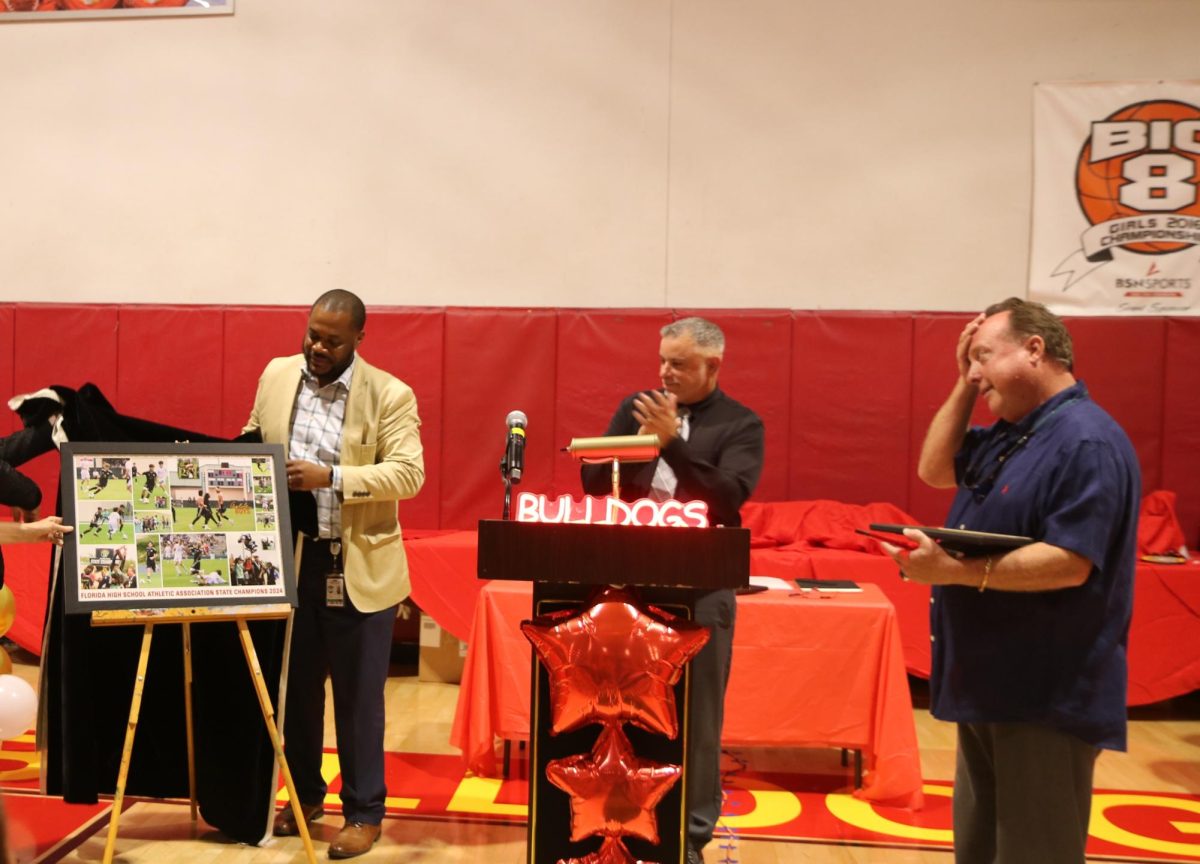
273,802 -> 324,837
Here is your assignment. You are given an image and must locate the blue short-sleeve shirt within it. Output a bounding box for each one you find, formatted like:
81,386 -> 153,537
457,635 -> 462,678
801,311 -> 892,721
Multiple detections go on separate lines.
931,381 -> 1140,750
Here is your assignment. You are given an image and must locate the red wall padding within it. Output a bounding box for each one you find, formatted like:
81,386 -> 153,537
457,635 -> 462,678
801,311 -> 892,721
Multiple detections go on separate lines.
694,309 -> 792,504
4,304 -> 1198,547
441,308 -> 559,528
908,314 -> 994,526
368,308 -> 446,530
222,306 -> 310,436
118,306 -> 227,434
1163,318 -> 1200,548
0,306 -> 13,439
12,305 -> 121,514
791,313 -> 915,511
1069,317 -> 1166,494
552,309 -> 675,497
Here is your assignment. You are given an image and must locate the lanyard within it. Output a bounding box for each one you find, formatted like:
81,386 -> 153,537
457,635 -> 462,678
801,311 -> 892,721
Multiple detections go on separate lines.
963,394 -> 1083,501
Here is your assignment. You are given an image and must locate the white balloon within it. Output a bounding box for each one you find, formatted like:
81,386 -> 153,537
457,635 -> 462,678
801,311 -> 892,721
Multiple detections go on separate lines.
0,675 -> 37,740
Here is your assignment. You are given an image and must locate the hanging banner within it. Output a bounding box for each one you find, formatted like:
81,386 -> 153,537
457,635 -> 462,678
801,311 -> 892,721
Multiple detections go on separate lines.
1030,80 -> 1200,315
0,0 -> 231,20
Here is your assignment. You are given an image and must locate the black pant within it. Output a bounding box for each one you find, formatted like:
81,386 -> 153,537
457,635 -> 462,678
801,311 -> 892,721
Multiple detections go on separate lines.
686,587 -> 736,852
283,537 -> 397,825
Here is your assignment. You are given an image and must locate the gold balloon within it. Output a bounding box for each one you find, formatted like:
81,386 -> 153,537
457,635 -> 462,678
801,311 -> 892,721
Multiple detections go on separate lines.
0,586 -> 14,640
0,646 -> 11,677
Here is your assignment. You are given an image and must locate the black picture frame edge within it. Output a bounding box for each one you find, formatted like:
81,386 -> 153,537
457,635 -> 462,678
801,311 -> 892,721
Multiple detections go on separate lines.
59,441 -> 296,615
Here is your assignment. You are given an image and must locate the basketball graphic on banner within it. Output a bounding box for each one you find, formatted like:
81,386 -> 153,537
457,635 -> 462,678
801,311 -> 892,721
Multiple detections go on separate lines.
1031,81 -> 1200,314
1075,99 -> 1200,255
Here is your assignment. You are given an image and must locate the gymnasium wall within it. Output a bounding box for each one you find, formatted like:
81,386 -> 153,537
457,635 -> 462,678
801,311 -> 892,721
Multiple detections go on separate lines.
6,304 -> 1199,547
3,1 -> 1200,311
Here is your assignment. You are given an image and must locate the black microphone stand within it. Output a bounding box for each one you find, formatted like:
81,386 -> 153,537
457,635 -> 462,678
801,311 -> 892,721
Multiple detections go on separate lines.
500,455 -> 514,520
499,411 -> 526,520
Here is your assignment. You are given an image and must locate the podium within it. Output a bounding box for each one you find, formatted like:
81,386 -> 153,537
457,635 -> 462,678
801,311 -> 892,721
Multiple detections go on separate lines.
477,519 -> 749,864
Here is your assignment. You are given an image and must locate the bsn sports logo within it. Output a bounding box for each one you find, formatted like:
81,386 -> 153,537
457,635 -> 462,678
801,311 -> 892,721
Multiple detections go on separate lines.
1077,100 -> 1200,257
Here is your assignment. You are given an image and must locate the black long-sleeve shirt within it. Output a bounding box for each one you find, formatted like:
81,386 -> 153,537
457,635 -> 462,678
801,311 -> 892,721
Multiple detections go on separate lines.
581,387 -> 764,527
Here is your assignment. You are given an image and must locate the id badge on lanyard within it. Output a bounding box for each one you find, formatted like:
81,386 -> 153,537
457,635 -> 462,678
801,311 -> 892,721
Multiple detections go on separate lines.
325,540 -> 345,608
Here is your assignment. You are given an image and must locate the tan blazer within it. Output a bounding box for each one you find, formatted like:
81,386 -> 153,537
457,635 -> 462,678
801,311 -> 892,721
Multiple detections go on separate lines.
242,354 -> 425,613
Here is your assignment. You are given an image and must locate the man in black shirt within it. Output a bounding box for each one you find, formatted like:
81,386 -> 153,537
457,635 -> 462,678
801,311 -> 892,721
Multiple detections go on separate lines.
581,316 -> 764,864
140,464 -> 158,503
86,466 -> 111,497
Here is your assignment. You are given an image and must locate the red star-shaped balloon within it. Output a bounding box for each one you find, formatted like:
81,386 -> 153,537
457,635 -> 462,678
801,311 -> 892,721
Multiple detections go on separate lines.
558,836 -> 661,864
521,587 -> 710,737
546,725 -> 681,844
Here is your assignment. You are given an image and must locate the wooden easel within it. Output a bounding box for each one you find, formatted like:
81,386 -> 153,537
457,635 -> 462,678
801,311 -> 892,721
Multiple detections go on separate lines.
90,604 -> 317,864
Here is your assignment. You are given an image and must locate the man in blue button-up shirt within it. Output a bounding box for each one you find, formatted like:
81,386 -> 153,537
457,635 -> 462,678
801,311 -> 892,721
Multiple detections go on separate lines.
883,298 -> 1140,864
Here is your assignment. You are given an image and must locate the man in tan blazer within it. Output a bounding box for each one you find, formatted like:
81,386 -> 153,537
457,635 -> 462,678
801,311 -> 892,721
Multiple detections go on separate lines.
243,289 -> 424,858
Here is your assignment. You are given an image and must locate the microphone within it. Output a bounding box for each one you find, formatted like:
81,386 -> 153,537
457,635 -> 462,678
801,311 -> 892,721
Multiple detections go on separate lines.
502,410 -> 528,483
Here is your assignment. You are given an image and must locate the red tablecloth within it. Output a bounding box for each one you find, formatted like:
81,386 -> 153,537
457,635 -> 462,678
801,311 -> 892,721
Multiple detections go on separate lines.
404,529 -> 481,641
1125,561 -> 1200,705
748,548 -> 1200,707
407,538 -> 1200,708
750,547 -> 934,677
449,580 -> 924,809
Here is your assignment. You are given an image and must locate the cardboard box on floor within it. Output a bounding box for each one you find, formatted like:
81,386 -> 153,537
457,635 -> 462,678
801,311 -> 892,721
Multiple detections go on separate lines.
418,614 -> 467,684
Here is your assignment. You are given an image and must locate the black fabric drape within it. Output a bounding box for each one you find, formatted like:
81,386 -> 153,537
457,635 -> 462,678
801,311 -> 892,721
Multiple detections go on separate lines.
40,384 -> 288,844
0,419 -> 57,589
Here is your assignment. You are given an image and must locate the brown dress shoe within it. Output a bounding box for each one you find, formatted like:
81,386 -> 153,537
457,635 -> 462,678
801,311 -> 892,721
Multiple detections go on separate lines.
328,821 -> 382,859
273,802 -> 324,837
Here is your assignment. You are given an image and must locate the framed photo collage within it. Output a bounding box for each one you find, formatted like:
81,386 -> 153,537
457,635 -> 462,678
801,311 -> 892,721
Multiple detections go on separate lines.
60,443 -> 296,614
